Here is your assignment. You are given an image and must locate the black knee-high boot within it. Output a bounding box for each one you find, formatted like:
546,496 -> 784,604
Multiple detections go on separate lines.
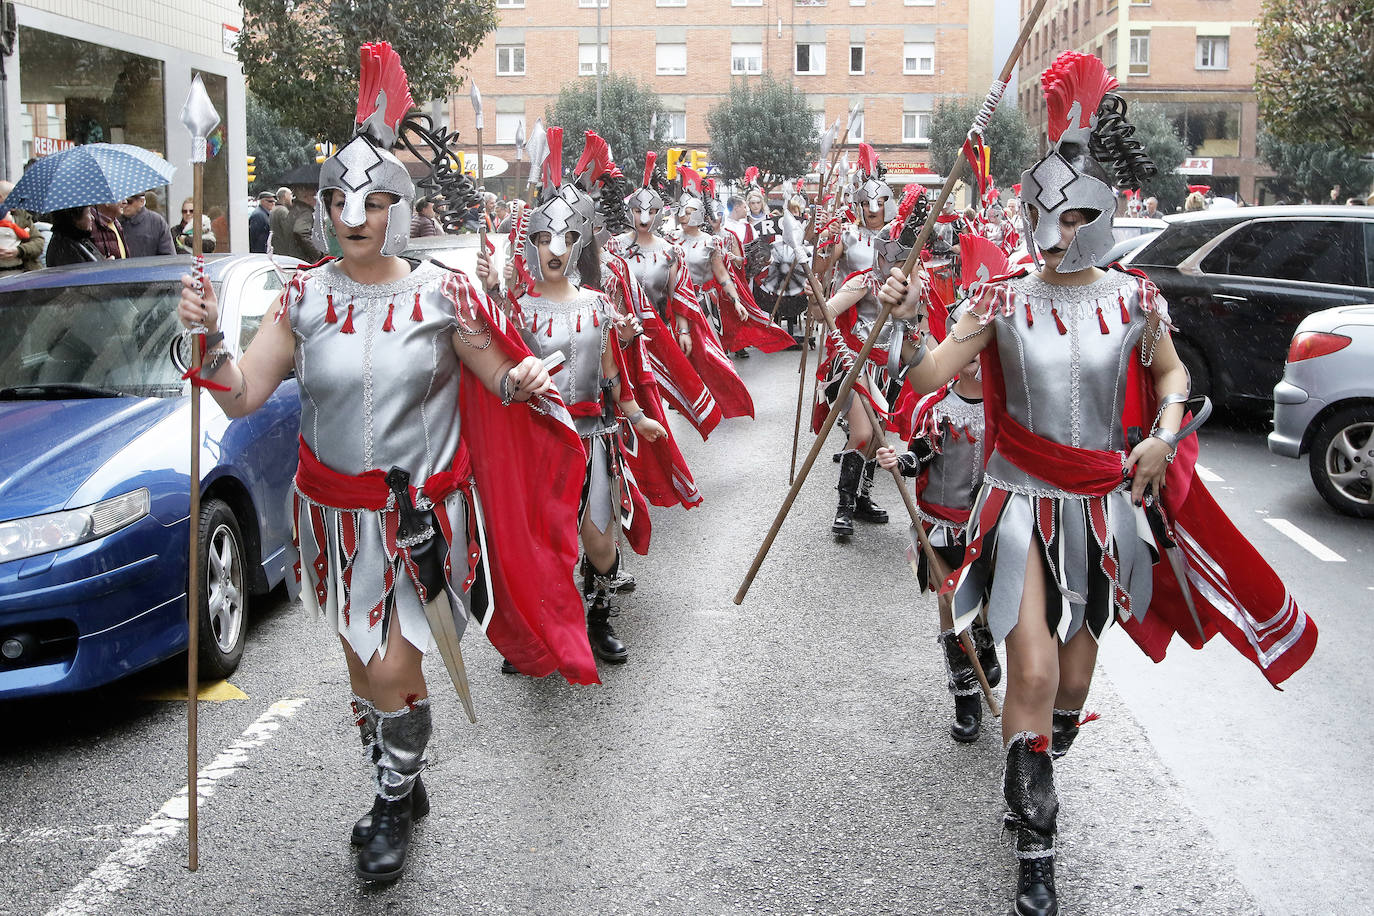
356,700 -> 432,882
1004,732 -> 1059,916
833,450 -> 864,535
854,458 -> 890,523
972,618 -> 1003,688
583,553 -> 628,663
350,695 -> 429,845
939,631 -> 982,742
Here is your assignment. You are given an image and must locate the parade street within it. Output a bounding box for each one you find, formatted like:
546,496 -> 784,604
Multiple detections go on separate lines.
2,348 -> 1370,916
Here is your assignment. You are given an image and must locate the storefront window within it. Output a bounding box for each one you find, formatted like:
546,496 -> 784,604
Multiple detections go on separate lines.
193,70 -> 232,251
18,27 -> 168,207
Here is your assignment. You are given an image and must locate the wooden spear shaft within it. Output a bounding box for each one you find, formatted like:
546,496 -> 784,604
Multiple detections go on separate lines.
733,0 -> 1048,605
788,310 -> 811,486
186,158 -> 204,872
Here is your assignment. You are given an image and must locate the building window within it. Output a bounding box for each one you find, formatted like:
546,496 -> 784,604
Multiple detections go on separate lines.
796,0 -> 826,6
1196,36 -> 1229,70
905,0 -> 936,5
732,0 -> 763,6
849,44 -> 865,74
657,43 -> 688,75
1103,29 -> 1117,70
904,42 -> 935,74
497,45 -> 526,76
1128,30 -> 1150,76
657,0 -> 686,6
663,112 -> 687,141
903,111 -> 932,143
795,42 -> 826,75
578,0 -> 609,7
851,0 -> 866,6
495,0 -> 523,7
495,113 -> 526,144
731,43 -> 763,74
578,44 -> 610,75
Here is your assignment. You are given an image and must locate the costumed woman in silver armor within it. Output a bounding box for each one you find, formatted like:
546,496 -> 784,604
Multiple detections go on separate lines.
879,52 -> 1316,915
608,156 -> 754,420
673,169 -> 748,341
755,195 -> 813,345
486,129 -> 667,664
809,147 -> 909,537
176,45 -> 595,884
877,305 -> 1001,743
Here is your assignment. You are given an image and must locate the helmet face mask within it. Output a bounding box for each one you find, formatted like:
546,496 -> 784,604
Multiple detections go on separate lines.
1020,131 -> 1116,273
626,187 -> 664,232
525,195 -> 587,283
854,176 -> 897,222
313,135 -> 415,257
678,194 -> 705,228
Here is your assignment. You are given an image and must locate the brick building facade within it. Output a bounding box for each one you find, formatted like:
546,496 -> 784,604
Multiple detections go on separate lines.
1016,0 -> 1270,203
458,0 -> 1019,194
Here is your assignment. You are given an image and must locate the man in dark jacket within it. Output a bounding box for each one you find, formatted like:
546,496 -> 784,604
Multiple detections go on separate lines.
248,190 -> 275,252
119,192 -> 175,257
269,182 -> 324,262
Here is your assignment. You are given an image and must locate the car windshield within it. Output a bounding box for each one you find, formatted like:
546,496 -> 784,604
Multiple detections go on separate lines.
0,280 -> 197,399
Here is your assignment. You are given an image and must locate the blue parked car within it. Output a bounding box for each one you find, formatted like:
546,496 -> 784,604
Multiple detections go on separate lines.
0,254 -> 303,700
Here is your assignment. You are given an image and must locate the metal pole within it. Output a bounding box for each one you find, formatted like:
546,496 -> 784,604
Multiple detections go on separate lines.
595,0 -> 603,120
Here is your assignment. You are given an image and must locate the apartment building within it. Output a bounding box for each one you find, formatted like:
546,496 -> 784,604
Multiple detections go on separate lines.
1016,0 -> 1269,203
4,1 -> 250,251
458,0 -> 1020,195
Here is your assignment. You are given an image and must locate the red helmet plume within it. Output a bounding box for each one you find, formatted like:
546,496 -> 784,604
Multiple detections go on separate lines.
542,127 -> 563,188
642,151 -> 657,189
1041,51 -> 1117,143
355,43 -> 414,147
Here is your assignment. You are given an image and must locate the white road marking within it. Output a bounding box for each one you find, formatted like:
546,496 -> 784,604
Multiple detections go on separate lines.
1195,464 -> 1224,483
44,697 -> 309,916
1263,518 -> 1346,563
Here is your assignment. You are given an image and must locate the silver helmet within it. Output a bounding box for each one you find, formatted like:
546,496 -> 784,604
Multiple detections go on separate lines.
852,143 -> 897,222
1020,51 -> 1120,273
312,43 -> 417,258
525,194 -> 587,284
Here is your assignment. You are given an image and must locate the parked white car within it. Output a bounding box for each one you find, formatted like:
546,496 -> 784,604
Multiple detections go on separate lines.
1268,303 -> 1374,517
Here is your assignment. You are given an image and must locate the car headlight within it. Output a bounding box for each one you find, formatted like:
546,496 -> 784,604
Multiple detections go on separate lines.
0,489 -> 150,564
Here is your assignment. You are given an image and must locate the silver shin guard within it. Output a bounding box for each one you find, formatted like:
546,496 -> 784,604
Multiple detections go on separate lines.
351,694 -> 379,757
375,700 -> 432,801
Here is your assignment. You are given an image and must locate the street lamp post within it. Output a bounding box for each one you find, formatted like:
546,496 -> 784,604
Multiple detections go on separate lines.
595,0 -> 604,120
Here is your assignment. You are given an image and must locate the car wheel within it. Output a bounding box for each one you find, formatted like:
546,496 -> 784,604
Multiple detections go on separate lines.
196,498 -> 248,679
1173,339 -> 1212,403
1308,406 -> 1374,519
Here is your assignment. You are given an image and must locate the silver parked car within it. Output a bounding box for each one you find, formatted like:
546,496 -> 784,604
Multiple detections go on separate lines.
1268,303 -> 1374,517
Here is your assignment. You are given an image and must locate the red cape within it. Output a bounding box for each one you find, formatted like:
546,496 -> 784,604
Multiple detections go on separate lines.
715,228 -> 796,354
668,251 -> 755,419
612,332 -> 703,512
448,271 -> 599,686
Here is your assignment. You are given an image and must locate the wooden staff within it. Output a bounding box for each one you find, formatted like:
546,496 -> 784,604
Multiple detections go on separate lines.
178,74 -> 220,872
788,309 -> 811,486
470,82 -> 487,250
805,274 -> 999,712
733,0 -> 1048,605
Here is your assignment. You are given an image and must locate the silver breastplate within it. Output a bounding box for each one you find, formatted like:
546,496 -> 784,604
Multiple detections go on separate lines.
292,261 -> 462,478
992,272 -> 1148,451
615,232 -> 675,319
923,392 -> 985,511
515,289 -> 609,435
840,228 -> 880,321
680,232 -> 716,287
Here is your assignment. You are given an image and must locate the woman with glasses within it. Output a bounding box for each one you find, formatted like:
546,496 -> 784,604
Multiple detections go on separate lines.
171,197 -> 216,254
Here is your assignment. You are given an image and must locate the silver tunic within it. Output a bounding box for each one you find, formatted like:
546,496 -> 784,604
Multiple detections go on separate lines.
515,288 -> 618,534
837,226 -> 882,331
611,232 -> 678,322
953,270 -> 1167,647
288,260 -> 482,663
678,230 -> 719,288
918,390 -> 985,532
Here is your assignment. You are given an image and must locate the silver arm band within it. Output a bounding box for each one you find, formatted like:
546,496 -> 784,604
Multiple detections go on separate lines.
627,409 -> 645,425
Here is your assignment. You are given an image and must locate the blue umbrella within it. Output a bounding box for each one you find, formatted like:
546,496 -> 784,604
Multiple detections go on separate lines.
3,143 -> 176,213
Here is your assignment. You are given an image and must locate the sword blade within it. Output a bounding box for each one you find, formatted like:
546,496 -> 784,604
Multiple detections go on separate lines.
421,593 -> 478,724
1164,544 -> 1206,646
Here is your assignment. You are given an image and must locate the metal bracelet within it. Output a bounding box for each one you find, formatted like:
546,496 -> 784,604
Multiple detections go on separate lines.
627,409 -> 645,425
1149,428 -> 1180,458
905,337 -> 928,370
500,370 -> 515,407
203,347 -> 233,377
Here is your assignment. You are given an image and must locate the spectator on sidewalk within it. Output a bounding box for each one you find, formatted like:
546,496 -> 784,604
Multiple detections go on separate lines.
270,183 -> 324,263
0,179 -> 46,274
249,190 -> 276,252
90,201 -> 128,259
46,207 -> 102,266
119,191 -> 175,256
172,197 -> 217,254
410,199 -> 441,237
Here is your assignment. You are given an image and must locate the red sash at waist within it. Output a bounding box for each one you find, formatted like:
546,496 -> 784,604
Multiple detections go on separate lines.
568,401 -> 603,418
994,415 -> 1124,497
295,436 -> 470,510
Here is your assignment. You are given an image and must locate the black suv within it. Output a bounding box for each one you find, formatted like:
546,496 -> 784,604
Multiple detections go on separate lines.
1128,206 -> 1374,409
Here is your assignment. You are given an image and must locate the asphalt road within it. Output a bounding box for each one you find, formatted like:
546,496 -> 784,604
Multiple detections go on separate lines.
2,348 -> 1364,916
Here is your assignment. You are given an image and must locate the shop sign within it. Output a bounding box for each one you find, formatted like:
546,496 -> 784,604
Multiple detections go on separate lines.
883,162 -> 934,175
32,137 -> 75,157
1177,157 -> 1214,175
460,153 -> 508,178
223,24 -> 240,54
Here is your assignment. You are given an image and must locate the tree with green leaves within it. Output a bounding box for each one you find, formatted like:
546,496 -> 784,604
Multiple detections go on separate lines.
1127,104 -> 1189,213
237,0 -> 498,143
928,98 -> 1036,189
705,75 -> 817,189
1256,0 -> 1374,151
246,93 -> 314,195
545,72 -> 665,185
1258,133 -> 1374,203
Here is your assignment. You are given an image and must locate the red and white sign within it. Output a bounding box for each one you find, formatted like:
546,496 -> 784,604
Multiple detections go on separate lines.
1177,157 -> 1214,176
32,137 -> 75,157
223,23 -> 240,54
